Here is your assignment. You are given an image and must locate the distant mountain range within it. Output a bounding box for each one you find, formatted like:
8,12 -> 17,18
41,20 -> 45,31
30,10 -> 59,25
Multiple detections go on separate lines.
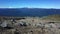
0,8 -> 60,17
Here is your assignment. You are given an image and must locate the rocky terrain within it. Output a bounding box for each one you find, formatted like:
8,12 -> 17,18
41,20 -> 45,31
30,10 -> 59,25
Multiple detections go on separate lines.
0,15 -> 60,34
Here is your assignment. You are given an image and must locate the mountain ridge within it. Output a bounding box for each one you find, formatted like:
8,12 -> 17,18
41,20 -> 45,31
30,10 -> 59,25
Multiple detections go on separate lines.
0,8 -> 60,17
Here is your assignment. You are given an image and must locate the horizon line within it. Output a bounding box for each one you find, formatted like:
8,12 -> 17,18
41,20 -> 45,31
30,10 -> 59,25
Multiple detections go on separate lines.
0,7 -> 60,9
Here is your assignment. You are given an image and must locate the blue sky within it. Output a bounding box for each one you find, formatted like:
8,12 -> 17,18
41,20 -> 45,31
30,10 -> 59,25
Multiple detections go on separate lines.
0,0 -> 60,8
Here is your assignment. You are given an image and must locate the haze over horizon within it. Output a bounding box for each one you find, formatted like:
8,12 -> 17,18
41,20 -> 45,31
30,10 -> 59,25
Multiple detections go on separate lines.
0,0 -> 60,9
0,0 -> 60,16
